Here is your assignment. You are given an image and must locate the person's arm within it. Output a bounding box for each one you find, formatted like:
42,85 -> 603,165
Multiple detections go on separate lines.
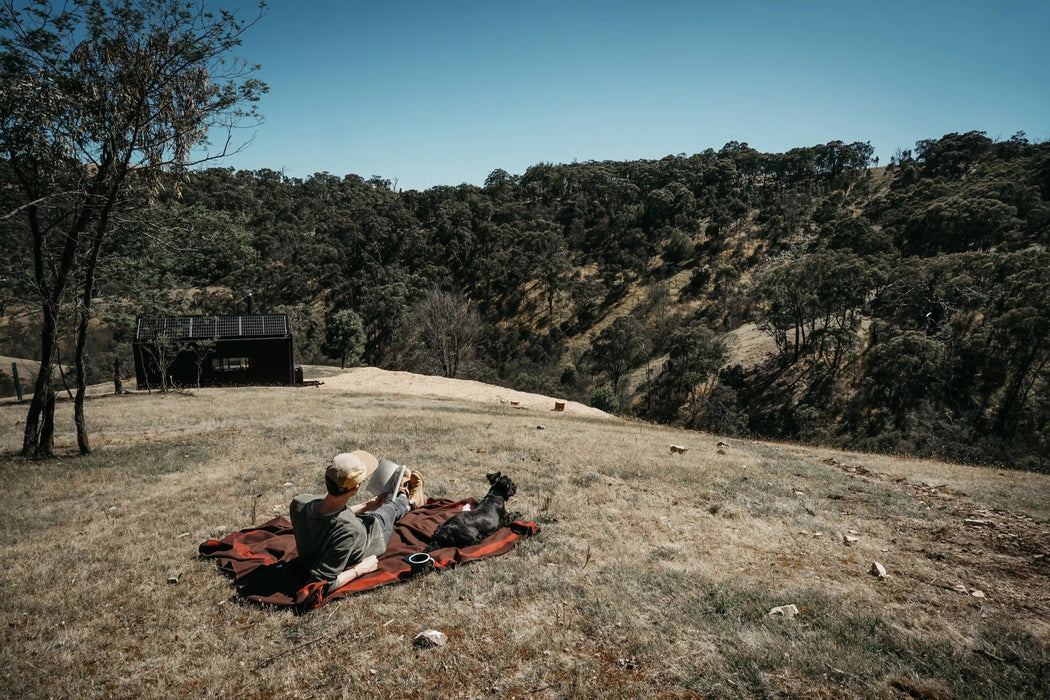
325,555 -> 378,594
349,494 -> 385,515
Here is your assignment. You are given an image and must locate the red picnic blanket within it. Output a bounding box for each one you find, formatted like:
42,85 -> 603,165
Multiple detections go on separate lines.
198,498 -> 539,611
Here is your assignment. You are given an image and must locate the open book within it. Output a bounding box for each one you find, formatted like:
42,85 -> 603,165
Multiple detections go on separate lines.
365,458 -> 406,502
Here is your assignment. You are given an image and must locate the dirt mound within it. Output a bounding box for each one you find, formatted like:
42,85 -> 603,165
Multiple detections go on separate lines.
315,366 -> 615,421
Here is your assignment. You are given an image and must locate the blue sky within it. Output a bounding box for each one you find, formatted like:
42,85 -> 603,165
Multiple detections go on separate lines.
211,1 -> 1050,191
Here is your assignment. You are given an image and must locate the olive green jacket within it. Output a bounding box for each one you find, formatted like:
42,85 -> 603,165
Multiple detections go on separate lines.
290,495 -> 385,594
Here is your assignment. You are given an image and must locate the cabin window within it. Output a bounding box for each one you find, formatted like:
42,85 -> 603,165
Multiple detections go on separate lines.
213,356 -> 251,372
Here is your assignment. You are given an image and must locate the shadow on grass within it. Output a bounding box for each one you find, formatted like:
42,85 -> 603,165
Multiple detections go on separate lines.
0,437 -> 212,473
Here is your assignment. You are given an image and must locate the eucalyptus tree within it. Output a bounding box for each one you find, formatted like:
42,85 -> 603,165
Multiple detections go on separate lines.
591,315 -> 650,393
651,322 -> 727,426
0,0 -> 266,457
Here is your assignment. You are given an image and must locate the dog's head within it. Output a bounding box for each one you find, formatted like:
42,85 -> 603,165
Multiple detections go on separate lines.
485,471 -> 517,499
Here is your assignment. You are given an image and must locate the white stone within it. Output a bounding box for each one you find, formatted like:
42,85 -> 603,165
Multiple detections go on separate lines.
843,535 -> 859,546
971,590 -> 986,598
869,562 -> 888,579
414,629 -> 448,648
769,604 -> 800,617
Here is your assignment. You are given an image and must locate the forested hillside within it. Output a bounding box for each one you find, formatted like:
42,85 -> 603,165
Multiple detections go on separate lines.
3,131 -> 1048,469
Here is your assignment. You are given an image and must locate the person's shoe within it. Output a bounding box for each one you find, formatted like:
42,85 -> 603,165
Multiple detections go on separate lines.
398,468 -> 413,496
406,470 -> 426,509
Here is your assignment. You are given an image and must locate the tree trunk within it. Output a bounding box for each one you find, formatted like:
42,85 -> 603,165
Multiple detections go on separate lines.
114,357 -> 123,394
22,299 -> 59,458
39,386 -> 56,458
74,301 -> 91,455
20,141 -> 120,458
73,173 -> 117,455
22,183 -> 99,457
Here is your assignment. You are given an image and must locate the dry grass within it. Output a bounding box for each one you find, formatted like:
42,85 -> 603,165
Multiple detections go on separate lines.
724,323 -> 778,369
1,368 -> 1048,698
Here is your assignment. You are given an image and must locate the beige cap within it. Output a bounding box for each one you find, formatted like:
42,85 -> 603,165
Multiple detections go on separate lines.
324,450 -> 378,495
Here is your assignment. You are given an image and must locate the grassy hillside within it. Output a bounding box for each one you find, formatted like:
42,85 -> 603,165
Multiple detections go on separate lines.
1,372 -> 1046,697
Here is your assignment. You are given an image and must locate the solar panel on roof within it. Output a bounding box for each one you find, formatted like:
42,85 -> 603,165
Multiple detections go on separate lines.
135,315 -> 289,340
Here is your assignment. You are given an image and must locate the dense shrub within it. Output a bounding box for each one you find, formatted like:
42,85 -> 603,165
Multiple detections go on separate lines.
590,386 -> 619,414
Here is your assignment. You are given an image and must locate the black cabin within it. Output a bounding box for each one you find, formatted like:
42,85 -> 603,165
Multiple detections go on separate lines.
133,314 -> 294,389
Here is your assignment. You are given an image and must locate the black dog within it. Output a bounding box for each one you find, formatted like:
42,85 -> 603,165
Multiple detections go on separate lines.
426,472 -> 517,551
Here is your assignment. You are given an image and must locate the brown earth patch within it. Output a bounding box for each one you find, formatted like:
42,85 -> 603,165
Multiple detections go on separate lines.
820,456 -> 1050,637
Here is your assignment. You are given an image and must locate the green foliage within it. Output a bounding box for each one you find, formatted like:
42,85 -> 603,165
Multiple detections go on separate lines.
511,369 -> 564,399
650,322 -> 728,426
323,309 -> 365,369
3,126 -> 1048,467
1,0 -> 265,457
661,228 -> 694,264
590,315 -> 650,391
589,386 -> 619,414
915,130 -> 993,178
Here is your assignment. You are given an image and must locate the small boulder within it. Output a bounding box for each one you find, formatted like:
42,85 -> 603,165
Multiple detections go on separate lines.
843,535 -> 859,546
769,604 -> 800,617
413,629 -> 448,648
869,561 -> 888,579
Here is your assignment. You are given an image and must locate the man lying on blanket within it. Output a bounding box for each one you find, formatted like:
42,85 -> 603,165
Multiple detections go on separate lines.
290,451 -> 425,597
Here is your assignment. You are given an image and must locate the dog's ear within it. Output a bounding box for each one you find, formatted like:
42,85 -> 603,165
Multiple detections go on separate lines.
486,471 -> 501,484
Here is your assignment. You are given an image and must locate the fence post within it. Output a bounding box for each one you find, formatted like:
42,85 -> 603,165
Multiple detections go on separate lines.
12,362 -> 22,401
